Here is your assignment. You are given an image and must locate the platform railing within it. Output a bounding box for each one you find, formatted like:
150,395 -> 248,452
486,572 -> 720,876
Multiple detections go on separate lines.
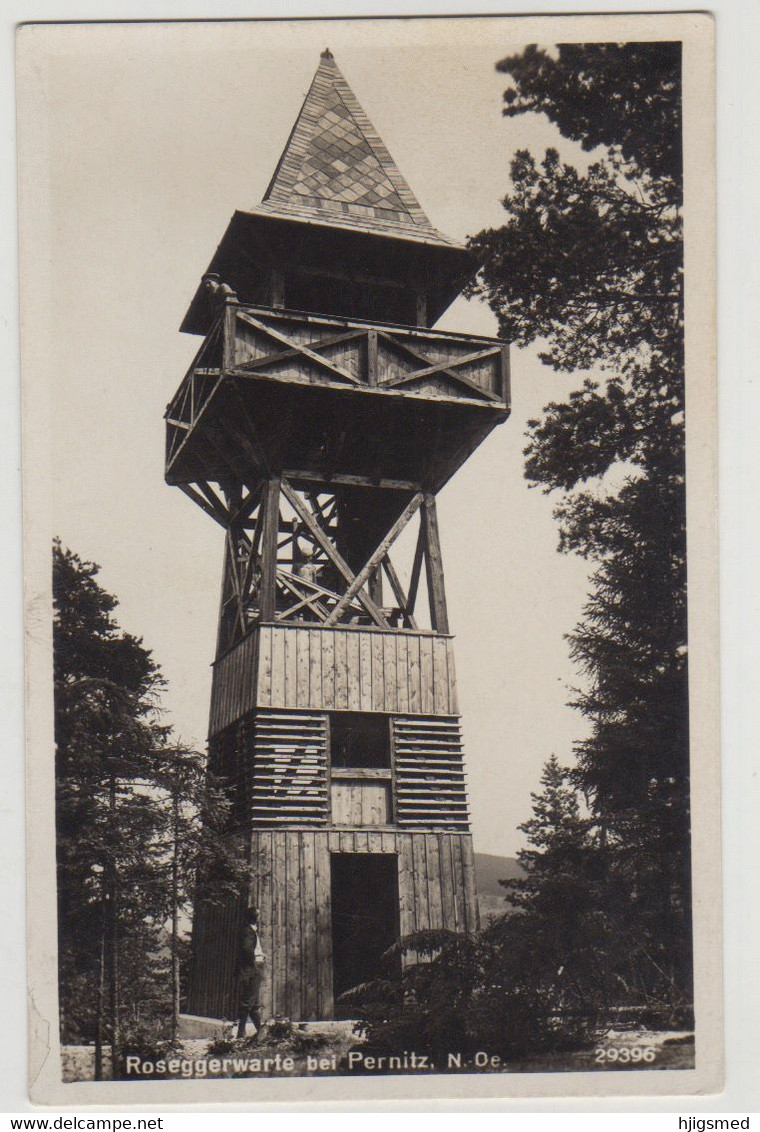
224,301 -> 509,404
168,298 -> 508,431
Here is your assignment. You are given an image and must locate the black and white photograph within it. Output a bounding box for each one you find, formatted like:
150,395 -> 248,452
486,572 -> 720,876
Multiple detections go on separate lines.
17,13 -> 719,1105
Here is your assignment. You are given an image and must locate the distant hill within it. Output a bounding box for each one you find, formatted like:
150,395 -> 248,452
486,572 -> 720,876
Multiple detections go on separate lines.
474,851 -> 525,920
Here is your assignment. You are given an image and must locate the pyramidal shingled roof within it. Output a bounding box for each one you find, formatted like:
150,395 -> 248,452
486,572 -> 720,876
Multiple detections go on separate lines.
253,49 -> 462,248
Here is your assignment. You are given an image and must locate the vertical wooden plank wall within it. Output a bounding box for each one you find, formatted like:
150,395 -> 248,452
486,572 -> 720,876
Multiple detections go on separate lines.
210,626 -> 459,735
185,887 -> 243,1021
330,780 -> 391,826
197,624 -> 477,1023
257,626 -> 459,715
208,630 -> 259,737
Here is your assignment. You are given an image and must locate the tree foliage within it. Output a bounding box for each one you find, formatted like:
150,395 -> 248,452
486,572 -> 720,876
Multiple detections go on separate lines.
346,761 -> 601,1063
498,43 -> 682,187
347,750 -> 690,1064
468,42 -> 691,1003
55,541 -> 168,1049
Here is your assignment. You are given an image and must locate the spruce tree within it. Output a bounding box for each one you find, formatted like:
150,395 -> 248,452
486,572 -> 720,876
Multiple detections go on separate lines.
53,541 -> 247,1073
54,540 -> 170,1066
468,42 -> 691,1007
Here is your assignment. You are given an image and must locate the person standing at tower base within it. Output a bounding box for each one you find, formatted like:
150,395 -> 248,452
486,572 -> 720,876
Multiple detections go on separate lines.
237,906 -> 266,1041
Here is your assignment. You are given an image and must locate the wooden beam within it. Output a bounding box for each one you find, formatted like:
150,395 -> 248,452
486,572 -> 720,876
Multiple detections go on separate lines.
235,330 -> 367,375
369,567 -> 383,608
422,493 -> 449,633
367,329 -> 378,386
196,480 -> 230,519
274,569 -> 347,609
228,482 -> 263,527
240,516 -> 264,611
381,344 -> 503,402
280,480 -> 389,630
284,468 -> 421,493
500,343 -> 511,406
166,424 -> 184,467
164,313 -> 222,421
198,418 -> 254,482
276,587 -> 329,623
224,523 -> 251,641
330,768 -> 392,781
377,331 -> 497,396
258,478 -> 282,622
324,493 -> 424,627
164,371 -> 224,476
270,269 -> 285,309
224,388 -> 273,478
224,527 -> 243,601
236,310 -> 361,386
274,569 -> 353,623
214,534 -> 233,659
222,302 -> 237,370
406,522 -> 425,619
305,492 -> 336,532
382,556 -> 418,631
178,483 -> 228,528
226,363 -> 501,411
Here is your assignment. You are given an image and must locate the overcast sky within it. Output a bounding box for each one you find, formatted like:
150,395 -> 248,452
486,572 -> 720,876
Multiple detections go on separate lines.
29,18 -> 598,857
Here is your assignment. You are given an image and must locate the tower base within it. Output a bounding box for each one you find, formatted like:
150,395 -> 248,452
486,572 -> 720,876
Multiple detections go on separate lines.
187,829 -> 479,1022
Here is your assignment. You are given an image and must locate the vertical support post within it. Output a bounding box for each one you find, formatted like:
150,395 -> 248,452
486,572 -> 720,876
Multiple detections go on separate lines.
259,476 -> 282,621
406,522 -> 425,620
500,342 -> 511,406
270,269 -> 285,309
222,300 -> 237,371
225,483 -> 247,641
415,291 -> 428,328
422,493 -> 449,633
369,567 -> 383,607
215,533 -> 235,657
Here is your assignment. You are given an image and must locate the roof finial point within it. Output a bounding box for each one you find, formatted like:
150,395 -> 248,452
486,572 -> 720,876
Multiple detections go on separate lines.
321,47 -> 333,59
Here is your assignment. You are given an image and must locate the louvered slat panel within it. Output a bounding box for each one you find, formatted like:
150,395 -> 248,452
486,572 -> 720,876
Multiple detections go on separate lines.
397,788 -> 467,799
397,769 -> 466,779
251,708 -> 328,828
393,714 -> 470,831
395,759 -> 465,768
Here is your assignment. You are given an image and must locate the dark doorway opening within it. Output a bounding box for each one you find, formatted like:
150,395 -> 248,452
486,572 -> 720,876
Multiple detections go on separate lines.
330,853 -> 400,1014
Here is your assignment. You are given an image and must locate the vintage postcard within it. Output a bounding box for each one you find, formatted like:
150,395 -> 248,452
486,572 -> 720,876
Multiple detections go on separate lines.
19,13 -> 719,1105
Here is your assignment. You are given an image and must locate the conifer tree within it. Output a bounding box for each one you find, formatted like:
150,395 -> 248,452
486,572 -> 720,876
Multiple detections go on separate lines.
53,541 -> 246,1072
468,42 -> 691,1005
54,540 -> 170,1068
488,756 -> 612,1033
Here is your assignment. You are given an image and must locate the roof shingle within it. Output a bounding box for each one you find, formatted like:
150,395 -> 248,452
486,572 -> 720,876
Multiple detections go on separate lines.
256,49 -> 461,248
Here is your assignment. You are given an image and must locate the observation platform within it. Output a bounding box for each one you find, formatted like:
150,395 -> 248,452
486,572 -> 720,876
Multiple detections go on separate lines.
165,301 -> 509,494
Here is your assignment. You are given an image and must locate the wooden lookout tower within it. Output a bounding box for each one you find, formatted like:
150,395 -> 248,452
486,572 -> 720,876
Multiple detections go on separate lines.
167,50 -> 510,1022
